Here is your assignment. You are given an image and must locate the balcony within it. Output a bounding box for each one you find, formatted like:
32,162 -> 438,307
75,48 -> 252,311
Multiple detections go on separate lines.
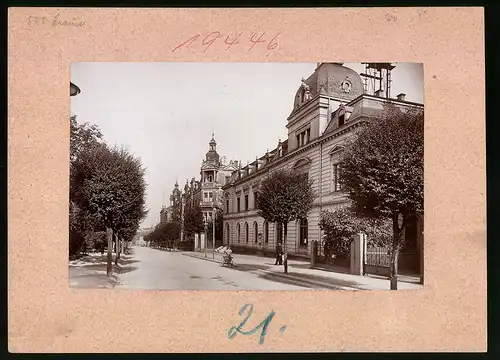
201,182 -> 220,189
200,201 -> 216,208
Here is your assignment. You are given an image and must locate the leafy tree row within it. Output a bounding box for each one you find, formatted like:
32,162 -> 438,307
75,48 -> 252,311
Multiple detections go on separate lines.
69,115 -> 148,276
144,221 -> 181,249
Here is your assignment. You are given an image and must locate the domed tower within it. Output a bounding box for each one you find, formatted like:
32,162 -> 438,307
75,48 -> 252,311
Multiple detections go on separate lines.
205,132 -> 220,165
287,63 -> 364,150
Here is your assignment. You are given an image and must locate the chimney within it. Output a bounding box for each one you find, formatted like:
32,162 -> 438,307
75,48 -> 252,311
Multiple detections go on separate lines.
397,93 -> 406,101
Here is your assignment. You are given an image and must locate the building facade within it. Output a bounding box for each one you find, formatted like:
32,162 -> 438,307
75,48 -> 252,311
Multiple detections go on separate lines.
162,135 -> 238,243
160,182 -> 182,224
221,63 -> 424,273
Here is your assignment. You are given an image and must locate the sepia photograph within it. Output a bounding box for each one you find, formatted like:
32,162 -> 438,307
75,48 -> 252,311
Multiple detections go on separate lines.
69,62 -> 424,291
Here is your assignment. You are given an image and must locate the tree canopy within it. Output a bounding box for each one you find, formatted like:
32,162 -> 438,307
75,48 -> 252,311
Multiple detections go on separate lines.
339,105 -> 424,224
183,202 -> 205,237
256,168 -> 315,225
338,104 -> 424,289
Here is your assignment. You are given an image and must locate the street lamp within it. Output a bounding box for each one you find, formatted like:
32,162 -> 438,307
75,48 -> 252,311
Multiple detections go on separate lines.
204,220 -> 208,258
70,82 -> 81,97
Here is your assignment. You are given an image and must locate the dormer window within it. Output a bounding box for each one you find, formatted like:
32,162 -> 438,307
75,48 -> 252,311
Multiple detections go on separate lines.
338,113 -> 345,127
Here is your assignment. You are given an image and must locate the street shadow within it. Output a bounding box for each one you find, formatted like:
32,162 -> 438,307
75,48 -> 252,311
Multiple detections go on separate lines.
232,264 -> 272,272
118,258 -> 140,266
292,262 -> 351,275
257,272 -> 361,290
116,265 -> 139,275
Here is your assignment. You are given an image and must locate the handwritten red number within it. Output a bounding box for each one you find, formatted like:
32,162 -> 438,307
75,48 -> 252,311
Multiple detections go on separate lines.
202,31 -> 222,52
225,32 -> 243,50
249,32 -> 266,51
267,33 -> 280,50
172,34 -> 200,52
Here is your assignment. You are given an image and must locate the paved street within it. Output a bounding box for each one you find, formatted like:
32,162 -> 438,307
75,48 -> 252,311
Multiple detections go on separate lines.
114,246 -> 309,290
69,246 -> 422,290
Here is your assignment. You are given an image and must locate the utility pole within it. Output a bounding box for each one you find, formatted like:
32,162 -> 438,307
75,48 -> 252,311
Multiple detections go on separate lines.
212,192 -> 216,259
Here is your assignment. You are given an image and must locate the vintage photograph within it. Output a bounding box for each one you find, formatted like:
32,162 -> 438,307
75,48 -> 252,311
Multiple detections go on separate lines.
69,62 -> 424,291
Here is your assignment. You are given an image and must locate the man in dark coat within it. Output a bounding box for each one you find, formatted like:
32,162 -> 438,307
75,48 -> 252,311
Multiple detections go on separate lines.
275,241 -> 283,265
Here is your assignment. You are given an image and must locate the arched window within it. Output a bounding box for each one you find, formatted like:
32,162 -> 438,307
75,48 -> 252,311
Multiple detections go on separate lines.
294,158 -> 311,182
264,222 -> 269,246
245,222 -> 249,244
299,218 -> 308,247
226,223 -> 230,245
276,223 -> 283,244
237,223 -> 240,243
254,222 -> 258,244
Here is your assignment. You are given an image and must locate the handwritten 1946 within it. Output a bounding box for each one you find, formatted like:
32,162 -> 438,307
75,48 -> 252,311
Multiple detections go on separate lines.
228,304 -> 286,345
172,31 -> 280,53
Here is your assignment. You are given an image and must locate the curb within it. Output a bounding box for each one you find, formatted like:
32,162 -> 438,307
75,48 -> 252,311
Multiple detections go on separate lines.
182,253 -> 356,291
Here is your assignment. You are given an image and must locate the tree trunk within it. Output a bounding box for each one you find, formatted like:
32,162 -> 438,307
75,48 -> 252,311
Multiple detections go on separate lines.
283,222 -> 288,274
106,226 -> 113,277
390,213 -> 402,290
115,235 -> 121,265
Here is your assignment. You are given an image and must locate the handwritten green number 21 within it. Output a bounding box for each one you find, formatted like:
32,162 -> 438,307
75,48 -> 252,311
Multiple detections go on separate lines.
228,304 -> 276,345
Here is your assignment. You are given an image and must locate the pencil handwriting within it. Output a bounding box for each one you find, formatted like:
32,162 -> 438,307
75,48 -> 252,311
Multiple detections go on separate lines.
172,32 -> 280,53
27,13 -> 86,28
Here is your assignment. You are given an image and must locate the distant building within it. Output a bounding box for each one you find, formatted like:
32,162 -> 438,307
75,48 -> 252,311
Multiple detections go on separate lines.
160,182 -> 182,224
221,63 -> 424,275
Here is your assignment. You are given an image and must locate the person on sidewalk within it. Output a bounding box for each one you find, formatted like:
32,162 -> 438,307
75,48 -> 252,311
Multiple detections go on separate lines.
275,241 -> 283,265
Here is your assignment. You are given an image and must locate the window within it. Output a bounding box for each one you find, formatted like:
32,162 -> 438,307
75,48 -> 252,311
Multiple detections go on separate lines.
299,218 -> 308,247
333,164 -> 341,192
264,222 -> 269,245
226,223 -> 230,245
276,223 -> 283,243
338,114 -> 345,127
296,128 -> 311,148
245,195 -> 249,211
254,222 -> 258,243
226,200 -> 229,214
245,223 -> 249,243
237,224 -> 240,243
209,192 -> 213,199
254,192 -> 258,209
225,176 -> 230,185
237,198 -> 241,212
204,192 -> 208,199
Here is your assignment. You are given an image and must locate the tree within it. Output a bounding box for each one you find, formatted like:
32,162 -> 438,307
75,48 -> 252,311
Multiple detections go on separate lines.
70,143 -> 148,276
165,221 -> 181,248
69,116 -> 104,257
183,203 -> 205,238
70,115 -> 103,161
206,207 -> 223,243
256,168 -> 315,273
319,207 -> 392,261
338,105 -> 424,289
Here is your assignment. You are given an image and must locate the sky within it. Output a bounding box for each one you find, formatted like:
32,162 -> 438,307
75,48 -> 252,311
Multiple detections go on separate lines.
71,62 -> 424,228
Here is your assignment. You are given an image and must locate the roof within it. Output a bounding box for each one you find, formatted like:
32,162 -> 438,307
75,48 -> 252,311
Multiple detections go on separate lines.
292,63 -> 363,112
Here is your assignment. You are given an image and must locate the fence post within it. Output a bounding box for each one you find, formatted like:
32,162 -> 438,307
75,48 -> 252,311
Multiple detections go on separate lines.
350,233 -> 365,275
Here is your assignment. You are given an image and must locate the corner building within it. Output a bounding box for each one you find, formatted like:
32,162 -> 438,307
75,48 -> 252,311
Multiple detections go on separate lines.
221,63 -> 424,274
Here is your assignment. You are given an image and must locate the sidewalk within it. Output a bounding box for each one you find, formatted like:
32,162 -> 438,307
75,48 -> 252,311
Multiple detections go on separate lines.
69,252 -> 129,289
182,251 -> 423,291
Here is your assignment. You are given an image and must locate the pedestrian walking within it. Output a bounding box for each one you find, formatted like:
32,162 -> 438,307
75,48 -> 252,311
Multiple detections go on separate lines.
275,241 -> 283,265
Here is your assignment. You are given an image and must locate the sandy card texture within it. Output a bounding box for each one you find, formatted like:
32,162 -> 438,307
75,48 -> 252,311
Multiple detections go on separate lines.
8,7 -> 486,352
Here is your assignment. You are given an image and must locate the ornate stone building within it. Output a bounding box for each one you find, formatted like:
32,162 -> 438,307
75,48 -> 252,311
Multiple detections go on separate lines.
221,63 -> 424,274
160,181 -> 182,224
161,135 -> 237,243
